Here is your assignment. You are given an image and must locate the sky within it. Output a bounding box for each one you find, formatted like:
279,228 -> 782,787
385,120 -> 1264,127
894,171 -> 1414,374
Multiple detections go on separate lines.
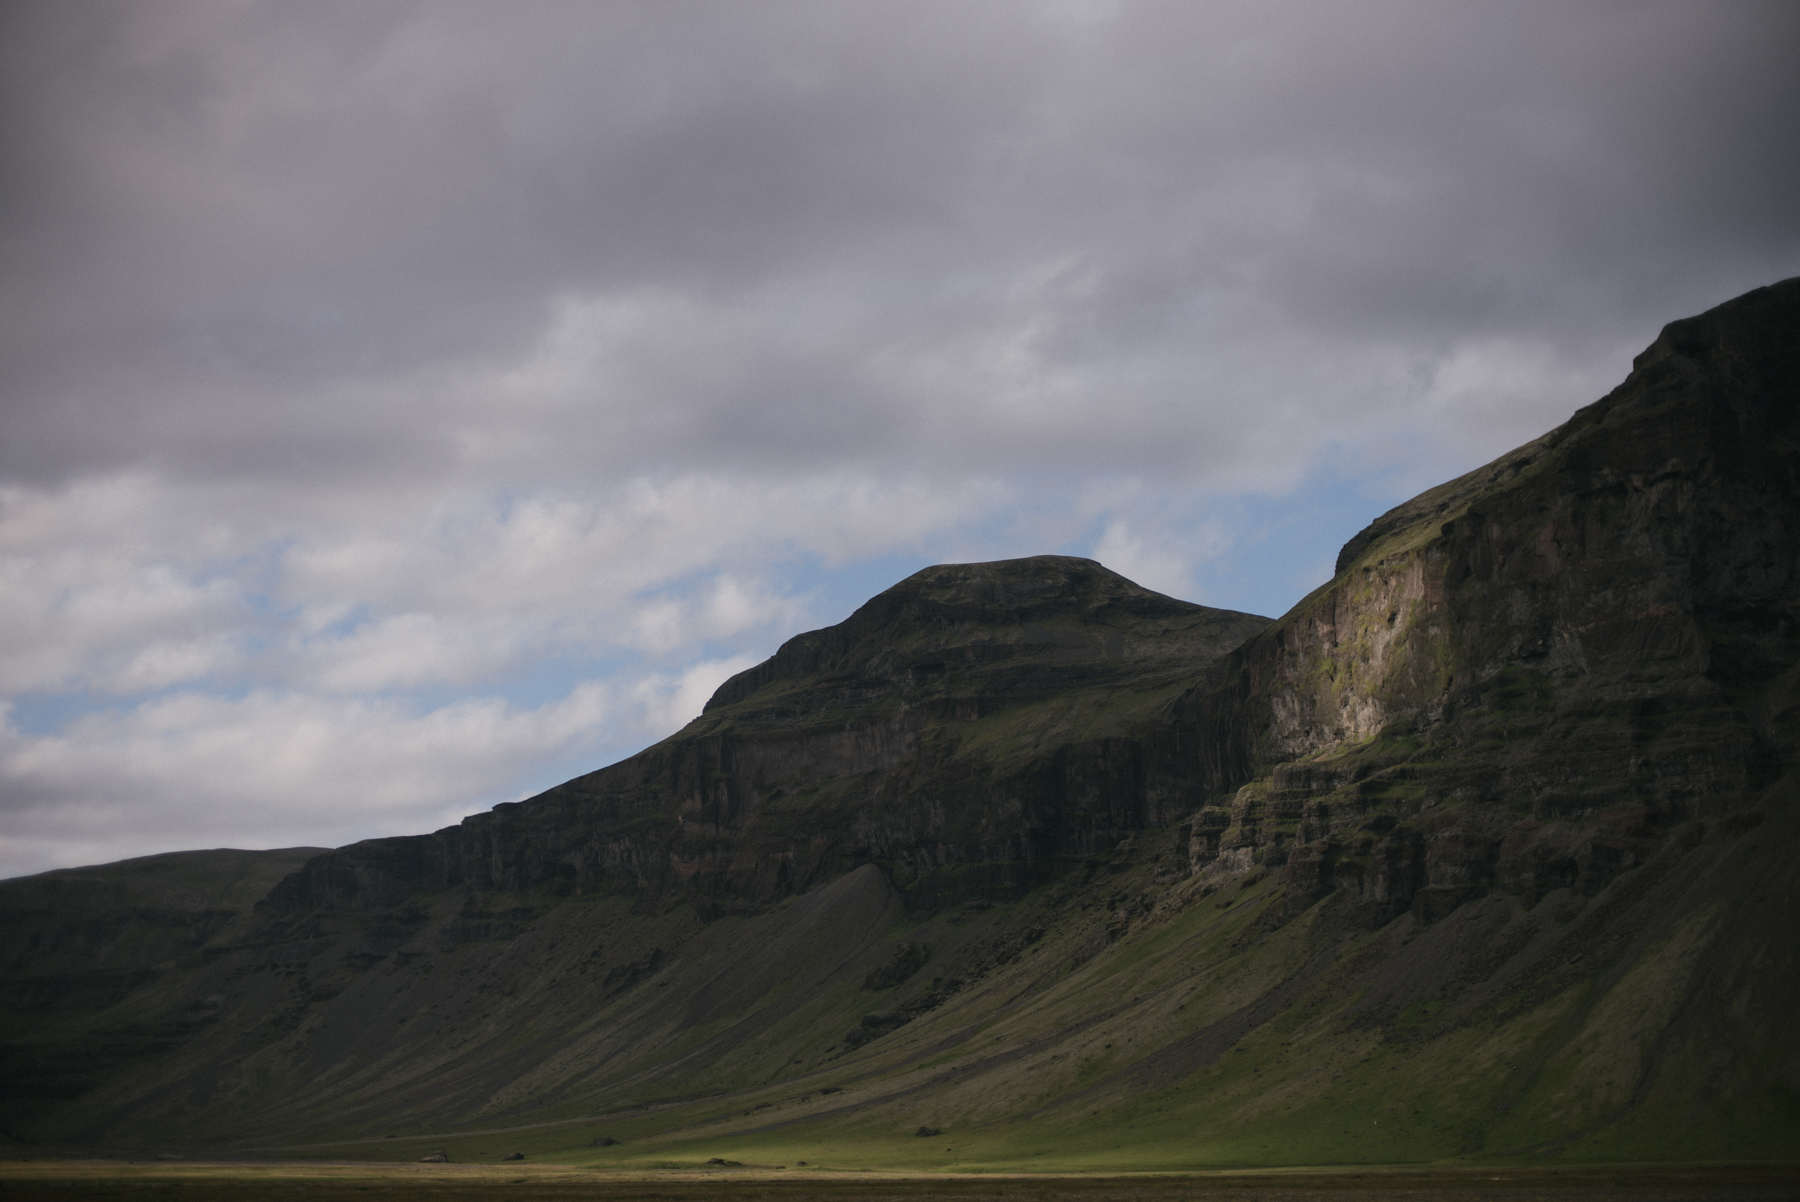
3,0 -> 1799,880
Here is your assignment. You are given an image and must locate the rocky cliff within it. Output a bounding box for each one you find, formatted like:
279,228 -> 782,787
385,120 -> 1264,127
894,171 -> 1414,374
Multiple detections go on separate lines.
1,279 -> 1794,1168
1171,278 -> 1797,927
260,557 -> 1268,917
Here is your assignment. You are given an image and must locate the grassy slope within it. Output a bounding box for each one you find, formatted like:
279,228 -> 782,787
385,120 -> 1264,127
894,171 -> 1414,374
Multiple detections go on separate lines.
6,743 -> 1793,1170
149,781 -> 1788,1174
0,848 -> 329,1093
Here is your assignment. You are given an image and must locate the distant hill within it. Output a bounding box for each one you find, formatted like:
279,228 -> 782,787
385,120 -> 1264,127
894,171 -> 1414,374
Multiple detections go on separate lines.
2,279 -> 1795,1170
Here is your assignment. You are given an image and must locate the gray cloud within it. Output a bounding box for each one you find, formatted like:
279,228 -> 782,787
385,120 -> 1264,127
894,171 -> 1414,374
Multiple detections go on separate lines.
6,0 -> 1797,486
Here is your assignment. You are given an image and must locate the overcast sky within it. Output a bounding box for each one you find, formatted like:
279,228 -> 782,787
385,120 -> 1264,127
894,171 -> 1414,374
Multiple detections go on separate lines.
3,0 -> 1798,879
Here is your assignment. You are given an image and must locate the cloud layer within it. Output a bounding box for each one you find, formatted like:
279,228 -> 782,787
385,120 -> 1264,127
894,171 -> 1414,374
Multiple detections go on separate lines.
4,0 -> 1799,877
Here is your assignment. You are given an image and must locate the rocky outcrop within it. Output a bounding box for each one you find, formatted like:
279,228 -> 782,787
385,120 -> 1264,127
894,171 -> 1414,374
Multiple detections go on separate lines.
1172,277 -> 1799,925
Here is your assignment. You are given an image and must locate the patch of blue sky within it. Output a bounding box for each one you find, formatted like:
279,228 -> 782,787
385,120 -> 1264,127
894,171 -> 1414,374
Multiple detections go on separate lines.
413,648 -> 640,718
229,534 -> 299,599
6,691 -> 109,737
481,741 -> 633,817
5,679 -> 262,737
770,548 -> 943,630
1178,480 -> 1383,620
282,599 -> 375,642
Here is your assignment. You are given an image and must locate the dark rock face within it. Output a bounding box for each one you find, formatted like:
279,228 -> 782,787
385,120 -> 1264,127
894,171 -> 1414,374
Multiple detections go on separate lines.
1170,277 -> 1800,925
260,556 -> 1270,919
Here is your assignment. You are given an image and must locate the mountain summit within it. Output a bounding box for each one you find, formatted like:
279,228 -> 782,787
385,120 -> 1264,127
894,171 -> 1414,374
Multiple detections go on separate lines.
707,554 -> 1264,714
3,279 -> 1796,1168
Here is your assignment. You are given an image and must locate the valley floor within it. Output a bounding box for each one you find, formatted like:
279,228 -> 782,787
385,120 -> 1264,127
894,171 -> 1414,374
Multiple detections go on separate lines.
0,1160 -> 1794,1201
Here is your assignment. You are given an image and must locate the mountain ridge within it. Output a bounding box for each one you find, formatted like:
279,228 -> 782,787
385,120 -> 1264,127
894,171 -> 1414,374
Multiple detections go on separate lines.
2,279 -> 1795,1168
256,554 -> 1269,921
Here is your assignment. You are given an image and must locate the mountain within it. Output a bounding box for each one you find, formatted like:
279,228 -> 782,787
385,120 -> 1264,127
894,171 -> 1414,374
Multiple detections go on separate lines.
264,556 -> 1270,919
2,279 -> 1795,1170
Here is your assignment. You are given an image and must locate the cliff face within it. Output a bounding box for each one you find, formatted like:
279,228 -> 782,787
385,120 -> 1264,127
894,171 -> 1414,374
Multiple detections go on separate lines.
2,280 -> 1795,1165
1172,277 -> 1798,925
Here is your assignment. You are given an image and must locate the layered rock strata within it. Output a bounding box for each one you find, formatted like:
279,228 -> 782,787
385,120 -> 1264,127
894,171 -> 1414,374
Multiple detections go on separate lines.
1173,277 -> 1798,923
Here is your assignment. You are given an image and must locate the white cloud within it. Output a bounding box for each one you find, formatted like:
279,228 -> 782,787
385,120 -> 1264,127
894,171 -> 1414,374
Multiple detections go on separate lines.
108,632 -> 243,696
1421,335 -> 1628,455
0,646 -> 786,880
300,612 -> 524,695
0,478 -> 257,695
1091,517 -> 1234,601
0,673 -> 650,876
631,655 -> 763,735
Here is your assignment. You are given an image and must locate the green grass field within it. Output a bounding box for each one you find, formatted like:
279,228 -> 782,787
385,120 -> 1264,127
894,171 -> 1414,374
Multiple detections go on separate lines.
1,1160 -> 1795,1201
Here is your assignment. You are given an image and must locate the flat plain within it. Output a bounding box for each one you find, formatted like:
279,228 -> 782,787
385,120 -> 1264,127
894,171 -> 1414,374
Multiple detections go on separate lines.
0,1162 -> 1795,1202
